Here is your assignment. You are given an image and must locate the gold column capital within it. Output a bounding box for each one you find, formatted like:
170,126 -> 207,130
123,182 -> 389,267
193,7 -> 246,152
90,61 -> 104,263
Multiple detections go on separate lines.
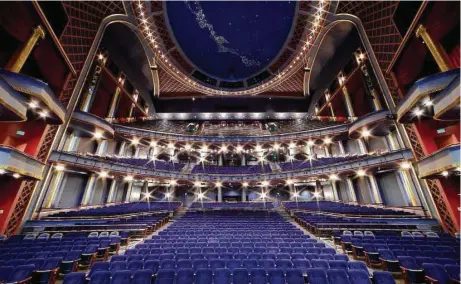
415,24 -> 454,72
7,25 -> 46,73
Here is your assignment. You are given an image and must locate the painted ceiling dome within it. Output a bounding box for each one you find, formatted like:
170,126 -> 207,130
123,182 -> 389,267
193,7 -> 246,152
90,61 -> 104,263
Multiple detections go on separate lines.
165,1 -> 297,82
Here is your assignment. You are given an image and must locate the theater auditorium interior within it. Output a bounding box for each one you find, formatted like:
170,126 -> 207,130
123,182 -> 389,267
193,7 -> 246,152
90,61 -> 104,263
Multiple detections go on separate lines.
0,0 -> 459,283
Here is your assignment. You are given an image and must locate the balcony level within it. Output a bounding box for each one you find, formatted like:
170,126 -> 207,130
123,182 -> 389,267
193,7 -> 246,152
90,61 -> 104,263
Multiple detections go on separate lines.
70,111 -> 115,140
348,110 -> 393,139
396,69 -> 460,124
0,69 -> 66,125
0,145 -> 45,180
433,72 -> 460,121
49,149 -> 413,182
0,77 -> 28,122
417,144 -> 460,179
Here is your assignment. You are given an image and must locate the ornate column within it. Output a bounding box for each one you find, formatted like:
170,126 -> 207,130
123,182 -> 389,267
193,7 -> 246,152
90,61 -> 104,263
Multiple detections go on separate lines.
337,141 -> 346,155
6,26 -> 45,73
324,145 -> 331,157
330,180 -> 340,201
125,181 -> 133,203
118,141 -> 127,156
325,90 -> 335,117
346,178 -> 357,202
367,174 -> 383,204
106,178 -> 119,203
397,170 -> 419,206
217,184 -> 223,202
43,170 -> 65,208
416,25 -> 454,72
81,174 -> 97,206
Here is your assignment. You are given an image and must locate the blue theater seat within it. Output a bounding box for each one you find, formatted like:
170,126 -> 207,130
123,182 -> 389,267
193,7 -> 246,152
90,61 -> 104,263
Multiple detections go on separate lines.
62,272 -> 86,284
422,263 -> 451,284
214,268 -> 231,284
8,264 -> 36,283
0,266 -> 14,282
176,268 -> 194,284
233,268 -> 250,284
250,268 -> 267,284
154,269 -> 175,284
268,268 -> 285,284
372,271 -> 396,284
195,268 -> 212,284
132,269 -> 153,284
285,268 -> 304,284
397,256 -> 425,284
348,269 -> 372,284
128,260 -> 144,272
89,271 -> 111,284
445,264 -> 461,281
87,262 -> 110,278
111,270 -> 132,284
306,268 -> 329,284
327,269 -> 351,284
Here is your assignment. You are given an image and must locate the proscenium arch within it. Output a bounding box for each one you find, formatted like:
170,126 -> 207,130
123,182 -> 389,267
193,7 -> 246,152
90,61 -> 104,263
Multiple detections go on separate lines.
23,13 -> 159,227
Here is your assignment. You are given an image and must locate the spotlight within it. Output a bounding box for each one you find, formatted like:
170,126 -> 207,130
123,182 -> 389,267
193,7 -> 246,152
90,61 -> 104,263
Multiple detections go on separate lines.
197,192 -> 205,199
262,181 -> 269,187
93,131 -> 103,139
424,100 -> 433,106
313,191 -> 321,198
199,157 -> 206,162
194,181 -> 202,187
413,109 -> 424,116
185,144 -> 191,151
273,144 -> 280,150
220,145 -> 227,153
165,192 -> 171,198
169,180 -> 177,186
0,169 -> 5,174
143,192 -> 151,198
168,142 -> 175,149
362,130 -> 371,138
286,179 -> 293,185
258,157 -> 266,163
39,110 -> 48,118
255,145 -> 262,152
260,192 -> 267,198
324,137 -> 332,144
28,101 -> 38,109
289,142 -> 296,148
400,162 -> 411,169
329,174 -> 339,180
456,167 -> 461,172
293,191 -> 300,198
357,169 -> 366,177
150,141 -> 157,147
131,137 -> 139,145
307,140 -> 315,146
13,173 -> 20,179
242,182 -> 249,187
124,175 -> 133,181
98,54 -> 104,60
442,171 -> 449,177
236,145 -> 243,152
215,182 -> 222,187
55,165 -> 65,171
99,171 -> 108,178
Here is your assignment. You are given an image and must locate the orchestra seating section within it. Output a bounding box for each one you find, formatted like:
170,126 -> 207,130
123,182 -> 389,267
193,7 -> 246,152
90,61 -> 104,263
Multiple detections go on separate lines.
58,210 -> 397,284
189,202 -> 275,209
191,164 -> 272,174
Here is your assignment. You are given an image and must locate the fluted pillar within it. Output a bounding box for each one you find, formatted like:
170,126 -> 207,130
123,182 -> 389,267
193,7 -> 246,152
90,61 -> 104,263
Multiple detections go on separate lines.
346,178 -> 357,202
81,174 -> 97,206
330,180 -> 340,201
367,174 -> 383,204
107,179 -> 119,203
43,170 -> 65,208
125,181 -> 133,203
397,170 -> 419,206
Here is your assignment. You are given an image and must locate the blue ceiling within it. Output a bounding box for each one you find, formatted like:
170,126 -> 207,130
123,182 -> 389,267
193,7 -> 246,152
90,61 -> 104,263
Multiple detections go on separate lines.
166,1 -> 297,81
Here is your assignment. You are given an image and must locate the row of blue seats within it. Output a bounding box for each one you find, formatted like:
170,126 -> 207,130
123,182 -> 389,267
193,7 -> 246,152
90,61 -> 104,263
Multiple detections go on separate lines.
126,248 -> 332,255
66,267 -> 396,284
123,251 -> 338,259
94,258 -> 365,274
144,240 -> 318,246
397,257 -> 460,283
